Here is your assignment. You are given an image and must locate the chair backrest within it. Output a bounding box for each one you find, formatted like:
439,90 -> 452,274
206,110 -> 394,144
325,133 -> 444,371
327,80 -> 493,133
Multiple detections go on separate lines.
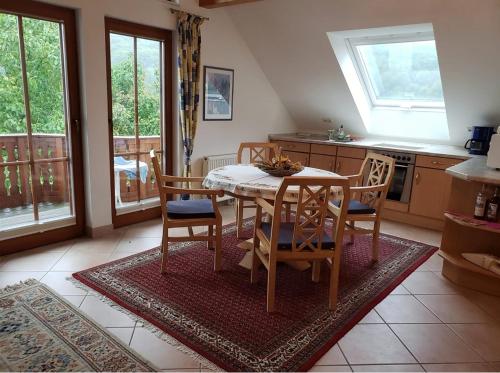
271,176 -> 350,254
150,150 -> 168,217
237,142 -> 280,164
358,153 -> 395,208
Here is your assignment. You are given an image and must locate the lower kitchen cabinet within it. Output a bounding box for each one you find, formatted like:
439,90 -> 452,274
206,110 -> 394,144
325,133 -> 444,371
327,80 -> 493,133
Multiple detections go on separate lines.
309,154 -> 335,171
410,166 -> 453,220
283,150 -> 310,166
335,156 -> 364,176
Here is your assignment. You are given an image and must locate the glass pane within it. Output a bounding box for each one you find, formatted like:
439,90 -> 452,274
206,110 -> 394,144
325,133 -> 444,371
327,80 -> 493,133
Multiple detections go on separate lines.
0,164 -> 35,229
357,40 -> 444,102
139,152 -> 159,201
113,155 -> 139,207
35,160 -> 72,221
137,38 -> 161,153
0,14 -> 30,162
111,33 -> 135,154
23,17 -> 68,160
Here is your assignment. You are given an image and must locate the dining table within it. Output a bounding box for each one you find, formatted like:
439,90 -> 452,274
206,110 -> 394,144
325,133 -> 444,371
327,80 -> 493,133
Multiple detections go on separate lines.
202,164 -> 344,269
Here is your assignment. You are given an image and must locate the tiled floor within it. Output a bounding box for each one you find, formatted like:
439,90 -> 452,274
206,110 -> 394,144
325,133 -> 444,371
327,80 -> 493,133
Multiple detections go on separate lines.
1,205 -> 500,372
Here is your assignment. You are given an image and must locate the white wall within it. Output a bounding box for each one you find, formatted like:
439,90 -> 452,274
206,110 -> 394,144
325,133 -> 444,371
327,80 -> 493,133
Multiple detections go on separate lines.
38,0 -> 296,229
227,0 -> 500,145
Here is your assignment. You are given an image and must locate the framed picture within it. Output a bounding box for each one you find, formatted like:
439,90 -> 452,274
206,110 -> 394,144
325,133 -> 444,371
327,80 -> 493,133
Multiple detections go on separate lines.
203,66 -> 234,121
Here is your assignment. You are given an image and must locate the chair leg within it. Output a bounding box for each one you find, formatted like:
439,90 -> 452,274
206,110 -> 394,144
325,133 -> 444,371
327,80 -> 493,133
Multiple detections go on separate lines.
250,238 -> 261,284
207,225 -> 214,250
285,203 -> 291,222
236,199 -> 244,239
312,260 -> 321,282
214,223 -> 222,271
349,221 -> 355,243
188,226 -> 194,237
372,220 -> 381,262
329,257 -> 341,310
267,259 -> 277,313
161,227 -> 169,273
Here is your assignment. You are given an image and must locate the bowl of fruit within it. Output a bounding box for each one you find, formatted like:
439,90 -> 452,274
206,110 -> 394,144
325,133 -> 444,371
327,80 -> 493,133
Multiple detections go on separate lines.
254,154 -> 304,177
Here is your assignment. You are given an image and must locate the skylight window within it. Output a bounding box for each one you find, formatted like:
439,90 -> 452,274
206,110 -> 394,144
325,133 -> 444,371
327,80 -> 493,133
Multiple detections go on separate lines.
349,34 -> 444,109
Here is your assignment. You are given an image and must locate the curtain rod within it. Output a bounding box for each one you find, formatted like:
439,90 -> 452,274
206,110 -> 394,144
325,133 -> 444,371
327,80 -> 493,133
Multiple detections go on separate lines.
170,8 -> 210,21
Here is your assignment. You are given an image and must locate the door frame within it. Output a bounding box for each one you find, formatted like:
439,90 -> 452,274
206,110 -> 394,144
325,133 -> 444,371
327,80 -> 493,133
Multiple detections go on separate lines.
104,17 -> 173,228
0,0 -> 85,255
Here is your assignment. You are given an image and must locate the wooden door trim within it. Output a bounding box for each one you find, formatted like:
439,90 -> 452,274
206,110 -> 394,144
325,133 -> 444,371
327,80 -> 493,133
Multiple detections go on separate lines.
0,0 -> 85,255
105,17 -> 173,228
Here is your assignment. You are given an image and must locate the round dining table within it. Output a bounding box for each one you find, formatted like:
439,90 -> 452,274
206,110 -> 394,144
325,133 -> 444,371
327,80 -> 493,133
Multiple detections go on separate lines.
202,164 -> 344,270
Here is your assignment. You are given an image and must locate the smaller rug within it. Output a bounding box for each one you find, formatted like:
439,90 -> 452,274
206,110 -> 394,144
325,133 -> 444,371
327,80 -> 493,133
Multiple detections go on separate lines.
0,279 -> 155,372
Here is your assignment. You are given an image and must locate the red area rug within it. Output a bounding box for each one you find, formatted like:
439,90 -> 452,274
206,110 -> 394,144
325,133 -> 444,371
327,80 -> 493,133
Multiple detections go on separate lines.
73,219 -> 437,371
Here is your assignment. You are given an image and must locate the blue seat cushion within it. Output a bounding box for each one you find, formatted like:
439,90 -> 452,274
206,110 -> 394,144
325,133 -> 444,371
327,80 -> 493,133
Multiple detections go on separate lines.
332,200 -> 376,215
167,199 -> 215,219
261,222 -> 335,251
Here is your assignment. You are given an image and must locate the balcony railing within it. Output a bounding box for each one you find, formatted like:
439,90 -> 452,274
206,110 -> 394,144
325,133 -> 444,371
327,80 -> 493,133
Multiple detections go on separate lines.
0,134 -> 161,210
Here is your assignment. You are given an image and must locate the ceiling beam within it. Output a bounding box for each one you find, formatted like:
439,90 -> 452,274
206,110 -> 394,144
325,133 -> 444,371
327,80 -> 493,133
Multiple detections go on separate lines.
199,0 -> 263,9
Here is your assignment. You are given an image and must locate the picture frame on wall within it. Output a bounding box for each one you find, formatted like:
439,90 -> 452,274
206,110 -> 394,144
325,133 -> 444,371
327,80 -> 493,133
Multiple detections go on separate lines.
203,66 -> 234,121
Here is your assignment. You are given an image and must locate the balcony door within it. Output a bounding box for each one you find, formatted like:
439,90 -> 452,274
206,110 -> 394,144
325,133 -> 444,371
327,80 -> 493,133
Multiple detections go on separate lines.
105,18 -> 173,227
0,1 -> 84,253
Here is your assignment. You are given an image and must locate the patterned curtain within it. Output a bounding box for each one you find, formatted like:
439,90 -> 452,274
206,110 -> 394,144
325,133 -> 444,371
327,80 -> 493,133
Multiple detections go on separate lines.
176,12 -> 205,181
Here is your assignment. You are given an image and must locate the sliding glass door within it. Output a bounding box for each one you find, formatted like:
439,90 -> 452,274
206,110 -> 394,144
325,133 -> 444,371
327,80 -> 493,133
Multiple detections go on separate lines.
0,1 -> 84,252
105,18 -> 172,227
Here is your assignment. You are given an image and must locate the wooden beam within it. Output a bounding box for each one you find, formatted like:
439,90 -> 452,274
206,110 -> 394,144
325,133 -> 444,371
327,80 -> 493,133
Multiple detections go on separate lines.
199,0 -> 262,9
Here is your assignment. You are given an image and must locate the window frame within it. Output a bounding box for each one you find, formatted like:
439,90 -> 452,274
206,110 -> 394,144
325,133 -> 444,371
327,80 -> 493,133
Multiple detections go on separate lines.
346,31 -> 445,110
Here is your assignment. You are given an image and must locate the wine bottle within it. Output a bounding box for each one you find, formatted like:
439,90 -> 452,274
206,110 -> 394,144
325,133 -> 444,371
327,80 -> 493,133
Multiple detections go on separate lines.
486,186 -> 500,222
474,184 -> 488,220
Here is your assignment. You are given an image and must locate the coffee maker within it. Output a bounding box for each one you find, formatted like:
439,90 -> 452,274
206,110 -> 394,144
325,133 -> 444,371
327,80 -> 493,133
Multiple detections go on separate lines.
464,126 -> 496,155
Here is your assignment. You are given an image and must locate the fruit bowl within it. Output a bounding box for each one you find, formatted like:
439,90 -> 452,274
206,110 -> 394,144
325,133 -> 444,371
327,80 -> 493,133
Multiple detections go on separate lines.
254,154 -> 304,177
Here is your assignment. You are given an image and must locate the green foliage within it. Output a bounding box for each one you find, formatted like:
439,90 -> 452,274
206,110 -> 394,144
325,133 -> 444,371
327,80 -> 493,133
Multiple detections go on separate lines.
0,15 -> 161,137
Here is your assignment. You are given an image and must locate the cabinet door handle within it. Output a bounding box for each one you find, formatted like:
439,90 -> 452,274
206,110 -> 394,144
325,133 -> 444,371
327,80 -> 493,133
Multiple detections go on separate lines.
431,161 -> 442,165
337,161 -> 341,171
415,172 -> 421,184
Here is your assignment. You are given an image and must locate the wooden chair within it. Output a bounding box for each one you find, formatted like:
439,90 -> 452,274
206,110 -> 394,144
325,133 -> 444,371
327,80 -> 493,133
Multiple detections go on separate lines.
251,176 -> 350,312
150,150 -> 224,273
329,153 -> 395,262
235,142 -> 281,238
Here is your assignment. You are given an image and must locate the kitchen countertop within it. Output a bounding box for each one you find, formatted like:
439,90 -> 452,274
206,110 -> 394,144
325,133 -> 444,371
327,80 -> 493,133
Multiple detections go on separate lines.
446,157 -> 500,186
269,133 -> 472,159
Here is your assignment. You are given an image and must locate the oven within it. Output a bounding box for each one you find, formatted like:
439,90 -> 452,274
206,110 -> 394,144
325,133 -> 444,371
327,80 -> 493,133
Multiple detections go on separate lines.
373,150 -> 415,204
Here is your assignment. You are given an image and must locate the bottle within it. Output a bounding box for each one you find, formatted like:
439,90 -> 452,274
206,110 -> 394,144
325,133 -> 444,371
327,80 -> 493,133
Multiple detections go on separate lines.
474,184 -> 488,219
486,187 -> 500,222
337,125 -> 345,140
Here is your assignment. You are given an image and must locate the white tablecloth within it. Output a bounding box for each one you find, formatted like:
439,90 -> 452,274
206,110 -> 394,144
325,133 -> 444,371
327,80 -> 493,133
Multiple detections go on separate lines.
203,164 -> 343,201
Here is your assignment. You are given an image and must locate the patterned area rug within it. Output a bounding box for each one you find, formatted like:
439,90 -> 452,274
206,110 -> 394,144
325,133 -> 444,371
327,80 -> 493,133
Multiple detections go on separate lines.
0,280 -> 155,372
73,219 -> 437,372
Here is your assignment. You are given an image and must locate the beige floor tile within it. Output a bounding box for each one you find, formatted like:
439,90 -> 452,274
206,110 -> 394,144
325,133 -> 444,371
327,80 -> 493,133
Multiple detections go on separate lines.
351,364 -> 424,372
359,310 -> 384,324
309,366 -> 352,372
0,271 -> 46,287
130,327 -> 200,370
0,251 -> 65,272
79,295 -> 135,328
62,295 -> 86,308
416,295 -> 494,323
316,344 -> 348,365
415,254 -> 443,272
461,290 -> 500,321
390,324 -> 483,363
51,252 -> 111,271
26,240 -> 74,253
114,237 -> 162,254
449,324 -> 500,362
390,285 -> 410,295
339,324 -> 416,365
68,233 -> 123,253
107,327 -> 134,346
375,295 -> 441,323
40,271 -> 88,296
402,271 -> 460,295
378,221 -> 442,247
107,251 -> 138,262
122,220 -> 163,239
422,362 -> 497,371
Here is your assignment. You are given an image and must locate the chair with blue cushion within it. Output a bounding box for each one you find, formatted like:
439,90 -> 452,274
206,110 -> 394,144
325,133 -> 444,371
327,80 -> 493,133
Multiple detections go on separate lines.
150,151 -> 225,273
251,176 -> 350,313
329,153 -> 395,262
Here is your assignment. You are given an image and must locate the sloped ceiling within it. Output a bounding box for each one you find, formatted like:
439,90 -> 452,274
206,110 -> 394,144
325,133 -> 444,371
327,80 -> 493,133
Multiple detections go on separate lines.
226,0 -> 500,145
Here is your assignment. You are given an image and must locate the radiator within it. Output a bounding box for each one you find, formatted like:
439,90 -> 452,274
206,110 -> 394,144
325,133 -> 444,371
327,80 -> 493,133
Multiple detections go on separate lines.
203,153 -> 237,202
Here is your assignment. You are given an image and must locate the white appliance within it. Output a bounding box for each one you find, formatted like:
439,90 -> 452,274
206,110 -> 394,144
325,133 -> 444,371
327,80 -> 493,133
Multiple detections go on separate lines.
487,127 -> 500,169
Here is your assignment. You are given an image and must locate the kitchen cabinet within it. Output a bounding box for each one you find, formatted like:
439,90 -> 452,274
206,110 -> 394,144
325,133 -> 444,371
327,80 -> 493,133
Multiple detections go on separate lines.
309,154 -> 335,171
283,150 -> 310,166
335,157 -> 364,176
410,167 -> 453,220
